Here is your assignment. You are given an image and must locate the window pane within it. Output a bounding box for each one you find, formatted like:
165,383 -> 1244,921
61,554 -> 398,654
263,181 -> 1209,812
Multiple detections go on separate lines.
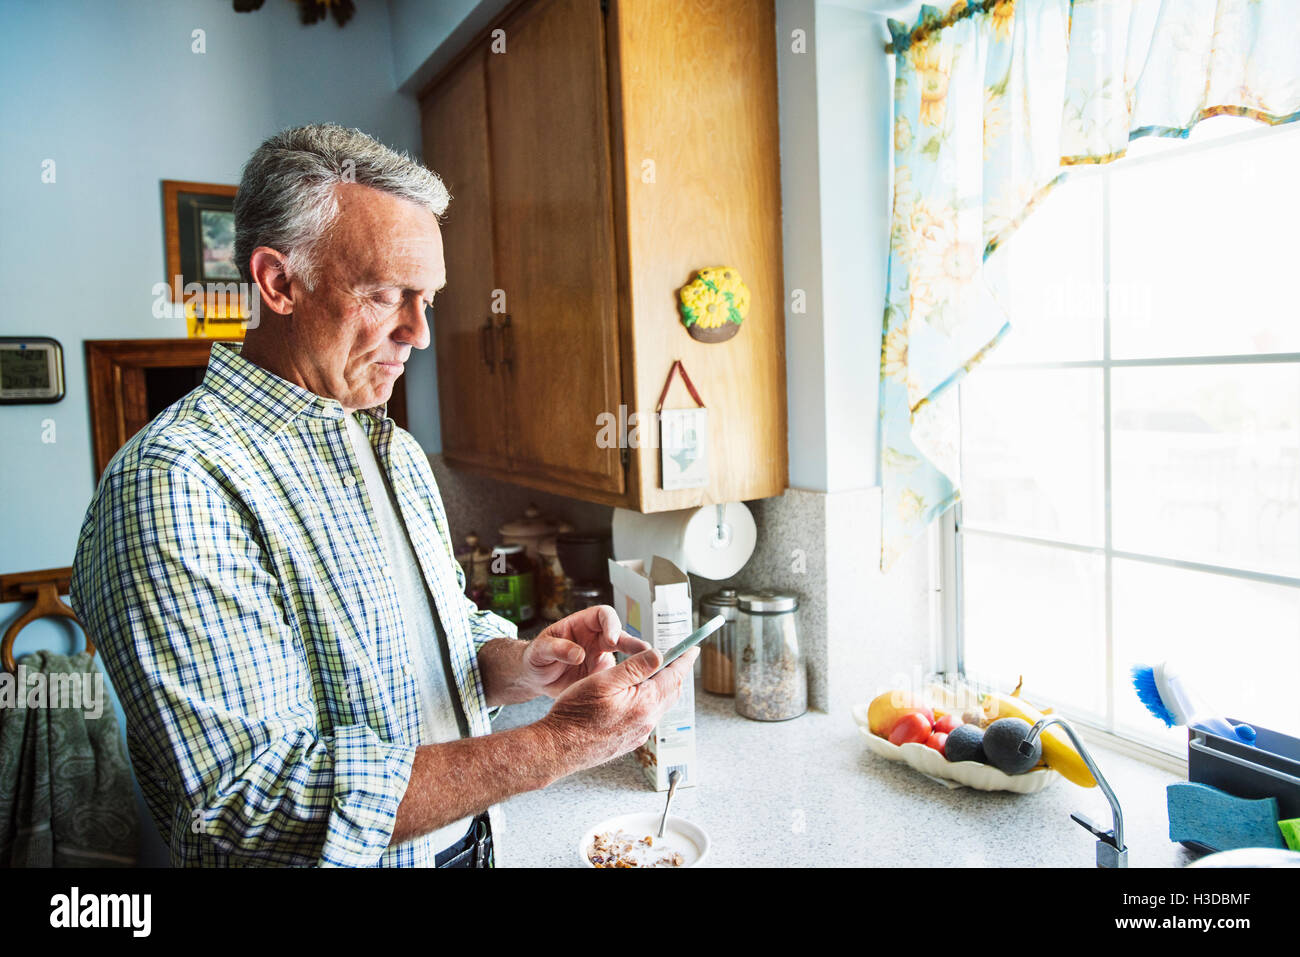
962,534 -> 1106,719
960,369 -> 1104,545
1112,364 -> 1300,577
1113,559 -> 1300,745
1110,125 -> 1300,358
994,174 -> 1103,363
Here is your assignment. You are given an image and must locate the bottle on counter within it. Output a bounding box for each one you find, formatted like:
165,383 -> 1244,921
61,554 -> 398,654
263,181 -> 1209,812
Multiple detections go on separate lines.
456,532 -> 493,610
536,535 -> 568,622
489,543 -> 536,627
734,591 -> 806,721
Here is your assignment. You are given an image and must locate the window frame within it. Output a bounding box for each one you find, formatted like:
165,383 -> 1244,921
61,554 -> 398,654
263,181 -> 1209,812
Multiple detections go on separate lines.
936,121 -> 1300,773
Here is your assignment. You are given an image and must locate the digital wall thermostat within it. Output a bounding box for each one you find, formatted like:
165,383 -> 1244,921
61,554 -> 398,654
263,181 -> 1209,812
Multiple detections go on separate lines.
0,337 -> 65,404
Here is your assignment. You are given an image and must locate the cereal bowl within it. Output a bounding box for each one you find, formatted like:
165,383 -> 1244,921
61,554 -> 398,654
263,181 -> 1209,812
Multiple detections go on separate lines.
578,811 -> 710,868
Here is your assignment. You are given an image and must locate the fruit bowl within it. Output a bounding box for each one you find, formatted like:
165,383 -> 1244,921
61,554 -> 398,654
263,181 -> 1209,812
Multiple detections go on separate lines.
851,703 -> 1058,794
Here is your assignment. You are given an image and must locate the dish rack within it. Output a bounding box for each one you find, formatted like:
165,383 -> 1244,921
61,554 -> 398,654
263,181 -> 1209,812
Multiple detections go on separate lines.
1169,719 -> 1300,853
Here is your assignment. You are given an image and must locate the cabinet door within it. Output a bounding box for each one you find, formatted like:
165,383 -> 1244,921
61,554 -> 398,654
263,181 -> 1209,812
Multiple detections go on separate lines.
420,49 -> 511,473
486,0 -> 625,496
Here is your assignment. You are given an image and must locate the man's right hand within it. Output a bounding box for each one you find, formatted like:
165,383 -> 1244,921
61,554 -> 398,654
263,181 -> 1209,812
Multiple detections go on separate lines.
536,645 -> 700,776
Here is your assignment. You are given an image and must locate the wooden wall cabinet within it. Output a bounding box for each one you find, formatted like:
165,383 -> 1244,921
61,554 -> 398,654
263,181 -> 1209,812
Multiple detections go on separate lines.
420,0 -> 787,511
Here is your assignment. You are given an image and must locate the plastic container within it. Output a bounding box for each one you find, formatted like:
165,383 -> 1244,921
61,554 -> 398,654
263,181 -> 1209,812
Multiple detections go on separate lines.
1188,720 -> 1300,821
734,591 -> 805,721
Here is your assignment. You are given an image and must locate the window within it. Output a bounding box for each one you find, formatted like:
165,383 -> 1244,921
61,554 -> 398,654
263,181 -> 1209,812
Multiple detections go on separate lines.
951,118 -> 1300,756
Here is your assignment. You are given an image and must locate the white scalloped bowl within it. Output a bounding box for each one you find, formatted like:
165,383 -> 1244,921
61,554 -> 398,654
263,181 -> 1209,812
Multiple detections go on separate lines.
851,703 -> 1057,794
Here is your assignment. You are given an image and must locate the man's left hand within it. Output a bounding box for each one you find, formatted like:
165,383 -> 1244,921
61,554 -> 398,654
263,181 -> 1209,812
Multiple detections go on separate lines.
519,605 -> 650,699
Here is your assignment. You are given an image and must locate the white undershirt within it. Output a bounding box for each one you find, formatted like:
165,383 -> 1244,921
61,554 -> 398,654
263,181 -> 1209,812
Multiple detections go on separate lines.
344,413 -> 472,856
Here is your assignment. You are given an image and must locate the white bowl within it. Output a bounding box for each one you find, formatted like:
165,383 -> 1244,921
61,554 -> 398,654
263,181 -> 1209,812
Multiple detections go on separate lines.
578,812 -> 710,868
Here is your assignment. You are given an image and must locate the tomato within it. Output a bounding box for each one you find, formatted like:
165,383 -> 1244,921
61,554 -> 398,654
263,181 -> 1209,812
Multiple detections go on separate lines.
888,711 -> 933,746
933,714 -> 962,735
924,731 -> 948,758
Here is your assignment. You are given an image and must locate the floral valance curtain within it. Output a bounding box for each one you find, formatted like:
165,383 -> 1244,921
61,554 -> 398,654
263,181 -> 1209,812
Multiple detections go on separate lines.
879,0 -> 1300,571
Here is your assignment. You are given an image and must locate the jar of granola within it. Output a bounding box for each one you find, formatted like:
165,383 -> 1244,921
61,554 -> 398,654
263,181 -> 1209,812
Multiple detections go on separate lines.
734,591 -> 805,721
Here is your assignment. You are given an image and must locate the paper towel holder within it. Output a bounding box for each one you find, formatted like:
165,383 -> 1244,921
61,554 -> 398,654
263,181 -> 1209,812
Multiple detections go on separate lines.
711,503 -> 733,549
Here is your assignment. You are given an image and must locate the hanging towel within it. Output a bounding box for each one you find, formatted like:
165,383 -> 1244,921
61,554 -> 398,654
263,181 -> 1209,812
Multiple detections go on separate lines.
0,650 -> 138,866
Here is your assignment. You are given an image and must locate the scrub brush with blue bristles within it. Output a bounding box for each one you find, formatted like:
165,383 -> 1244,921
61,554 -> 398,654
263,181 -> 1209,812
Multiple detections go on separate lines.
1131,661 -> 1257,745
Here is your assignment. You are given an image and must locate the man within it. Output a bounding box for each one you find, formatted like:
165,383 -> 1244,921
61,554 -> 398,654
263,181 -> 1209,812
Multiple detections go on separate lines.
70,124 -> 695,867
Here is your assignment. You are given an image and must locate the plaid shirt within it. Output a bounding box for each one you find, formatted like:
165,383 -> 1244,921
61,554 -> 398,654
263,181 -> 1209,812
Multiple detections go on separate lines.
70,341 -> 516,867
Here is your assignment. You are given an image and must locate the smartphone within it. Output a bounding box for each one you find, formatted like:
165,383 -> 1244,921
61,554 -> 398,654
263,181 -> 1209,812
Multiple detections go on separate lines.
652,614 -> 726,675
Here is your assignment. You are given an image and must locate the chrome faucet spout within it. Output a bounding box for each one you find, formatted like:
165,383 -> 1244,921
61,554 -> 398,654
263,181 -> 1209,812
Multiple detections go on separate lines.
1021,715 -> 1128,867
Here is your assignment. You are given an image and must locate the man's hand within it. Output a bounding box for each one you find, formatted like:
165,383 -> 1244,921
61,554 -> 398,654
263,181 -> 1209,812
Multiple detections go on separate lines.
536,644 -> 699,777
477,605 -> 650,707
522,605 -> 649,698
392,643 -> 699,844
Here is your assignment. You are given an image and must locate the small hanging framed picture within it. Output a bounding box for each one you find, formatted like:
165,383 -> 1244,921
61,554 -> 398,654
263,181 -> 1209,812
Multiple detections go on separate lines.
656,360 -> 709,490
660,407 -> 709,490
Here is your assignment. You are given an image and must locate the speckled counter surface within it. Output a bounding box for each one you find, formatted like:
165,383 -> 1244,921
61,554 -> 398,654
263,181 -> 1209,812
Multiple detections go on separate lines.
489,680 -> 1199,868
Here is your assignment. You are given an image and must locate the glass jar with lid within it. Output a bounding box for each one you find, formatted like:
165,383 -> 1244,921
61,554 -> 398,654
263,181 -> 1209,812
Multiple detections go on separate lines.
734,591 -> 805,721
698,588 -> 740,695
489,544 -> 535,626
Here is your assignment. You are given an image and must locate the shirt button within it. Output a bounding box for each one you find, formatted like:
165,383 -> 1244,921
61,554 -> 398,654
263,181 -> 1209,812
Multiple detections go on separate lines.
343,475 -> 357,488
402,661 -> 412,675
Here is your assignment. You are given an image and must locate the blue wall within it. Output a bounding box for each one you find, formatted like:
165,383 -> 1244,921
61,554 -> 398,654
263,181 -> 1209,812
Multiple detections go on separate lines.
0,0 -> 427,863
388,0 -> 515,92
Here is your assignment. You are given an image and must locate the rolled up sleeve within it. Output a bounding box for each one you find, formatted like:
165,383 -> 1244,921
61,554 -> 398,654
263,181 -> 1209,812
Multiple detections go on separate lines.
71,465 -> 412,867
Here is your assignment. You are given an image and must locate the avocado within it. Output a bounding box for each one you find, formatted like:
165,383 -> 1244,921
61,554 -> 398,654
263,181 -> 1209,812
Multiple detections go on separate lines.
944,723 -> 987,764
983,717 -> 1042,774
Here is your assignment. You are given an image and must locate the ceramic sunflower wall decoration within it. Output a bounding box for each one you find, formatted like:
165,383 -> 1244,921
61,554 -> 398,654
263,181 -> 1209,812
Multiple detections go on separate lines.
678,266 -> 750,343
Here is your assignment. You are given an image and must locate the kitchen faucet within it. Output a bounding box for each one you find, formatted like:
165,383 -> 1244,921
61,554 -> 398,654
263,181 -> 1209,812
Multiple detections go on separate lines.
1020,715 -> 1128,868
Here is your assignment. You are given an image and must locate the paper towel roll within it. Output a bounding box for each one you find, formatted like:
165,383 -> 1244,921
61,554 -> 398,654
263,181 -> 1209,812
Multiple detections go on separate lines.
612,503 -> 757,581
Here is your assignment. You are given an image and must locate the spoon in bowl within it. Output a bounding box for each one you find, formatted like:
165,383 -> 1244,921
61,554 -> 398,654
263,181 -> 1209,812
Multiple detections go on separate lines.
657,769 -> 682,839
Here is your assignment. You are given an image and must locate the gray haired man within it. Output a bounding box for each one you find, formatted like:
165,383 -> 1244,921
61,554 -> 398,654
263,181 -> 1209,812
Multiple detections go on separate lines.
70,124 -> 696,867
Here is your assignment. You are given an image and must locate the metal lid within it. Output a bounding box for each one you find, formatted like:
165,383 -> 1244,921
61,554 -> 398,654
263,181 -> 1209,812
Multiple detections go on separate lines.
737,590 -> 798,614
700,588 -> 740,620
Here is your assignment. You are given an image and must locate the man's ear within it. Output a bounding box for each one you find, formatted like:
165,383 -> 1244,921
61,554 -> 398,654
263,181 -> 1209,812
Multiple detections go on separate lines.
248,247 -> 295,316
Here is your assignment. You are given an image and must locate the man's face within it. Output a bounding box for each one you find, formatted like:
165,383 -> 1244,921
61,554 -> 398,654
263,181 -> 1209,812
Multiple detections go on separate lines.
284,183 -> 445,412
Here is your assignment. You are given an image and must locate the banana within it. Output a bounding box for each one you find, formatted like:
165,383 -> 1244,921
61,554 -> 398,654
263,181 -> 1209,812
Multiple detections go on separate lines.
980,692 -> 1097,788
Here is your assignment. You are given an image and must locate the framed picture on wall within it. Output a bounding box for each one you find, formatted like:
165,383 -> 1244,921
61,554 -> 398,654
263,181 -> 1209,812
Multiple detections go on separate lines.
162,180 -> 246,334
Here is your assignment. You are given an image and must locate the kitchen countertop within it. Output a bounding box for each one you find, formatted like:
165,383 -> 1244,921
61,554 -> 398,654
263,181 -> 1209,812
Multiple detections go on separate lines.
490,679 -> 1200,868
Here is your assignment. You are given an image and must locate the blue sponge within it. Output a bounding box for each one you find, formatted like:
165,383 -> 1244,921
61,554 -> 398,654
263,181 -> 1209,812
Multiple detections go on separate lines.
1168,782 -> 1286,851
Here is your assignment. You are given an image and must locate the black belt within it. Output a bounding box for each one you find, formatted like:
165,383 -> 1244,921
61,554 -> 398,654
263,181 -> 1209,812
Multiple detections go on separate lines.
434,813 -> 493,868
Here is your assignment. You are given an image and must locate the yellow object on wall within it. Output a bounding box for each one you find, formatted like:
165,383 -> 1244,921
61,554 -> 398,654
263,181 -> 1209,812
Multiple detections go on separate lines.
184,297 -> 248,339
678,266 -> 750,343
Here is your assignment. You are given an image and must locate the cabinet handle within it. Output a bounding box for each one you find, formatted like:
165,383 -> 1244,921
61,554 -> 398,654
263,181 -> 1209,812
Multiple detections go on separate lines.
480,318 -> 496,372
497,314 -> 514,372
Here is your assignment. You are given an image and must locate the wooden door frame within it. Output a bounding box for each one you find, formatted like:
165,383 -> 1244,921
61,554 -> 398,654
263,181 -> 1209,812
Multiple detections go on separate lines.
85,338 -> 218,481
84,339 -> 410,482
